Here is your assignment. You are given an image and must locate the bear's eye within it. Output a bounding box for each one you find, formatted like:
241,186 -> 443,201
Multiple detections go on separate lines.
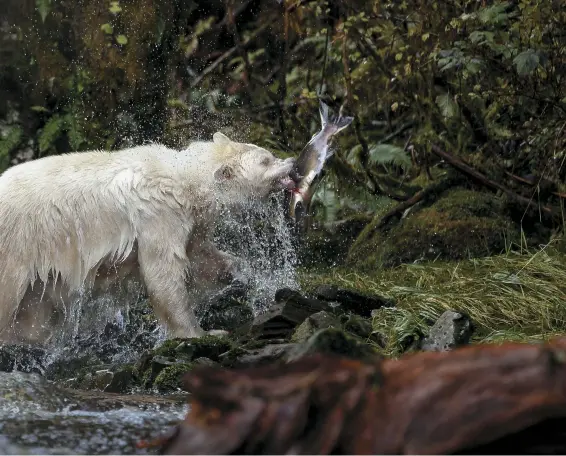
261,157 -> 271,166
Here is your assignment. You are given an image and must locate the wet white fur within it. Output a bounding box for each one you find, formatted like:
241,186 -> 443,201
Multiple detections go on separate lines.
0,132 -> 294,342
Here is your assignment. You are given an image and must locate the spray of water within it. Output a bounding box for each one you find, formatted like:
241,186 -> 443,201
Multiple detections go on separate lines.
212,192 -> 298,315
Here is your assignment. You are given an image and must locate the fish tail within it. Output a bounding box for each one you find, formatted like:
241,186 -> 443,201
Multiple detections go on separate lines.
319,100 -> 354,137
319,100 -> 330,129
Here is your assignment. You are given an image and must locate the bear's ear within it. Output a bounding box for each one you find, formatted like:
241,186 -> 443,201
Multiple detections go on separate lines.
214,164 -> 234,181
213,132 -> 232,146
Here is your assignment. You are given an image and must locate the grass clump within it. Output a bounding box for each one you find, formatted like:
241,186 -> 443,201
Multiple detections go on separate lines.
300,245 -> 566,357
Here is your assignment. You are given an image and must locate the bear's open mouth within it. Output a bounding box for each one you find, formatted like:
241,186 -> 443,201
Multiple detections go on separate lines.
279,176 -> 296,190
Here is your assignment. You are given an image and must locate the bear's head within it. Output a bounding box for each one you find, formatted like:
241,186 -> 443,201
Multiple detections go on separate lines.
212,132 -> 296,201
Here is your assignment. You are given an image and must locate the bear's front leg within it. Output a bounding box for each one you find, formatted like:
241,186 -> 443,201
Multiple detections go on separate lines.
138,231 -> 205,339
189,239 -> 249,287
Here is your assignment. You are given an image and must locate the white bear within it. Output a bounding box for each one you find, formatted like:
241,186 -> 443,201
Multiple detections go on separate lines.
0,132 -> 295,344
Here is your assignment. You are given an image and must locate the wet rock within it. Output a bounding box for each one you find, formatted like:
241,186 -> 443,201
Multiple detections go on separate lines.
153,363 -> 195,393
247,288 -> 332,340
147,335 -> 233,363
287,328 -> 381,362
343,314 -> 374,339
90,369 -> 115,390
0,371 -> 78,412
143,355 -> 179,389
220,344 -> 298,368
0,344 -> 45,374
192,357 -> 218,367
290,311 -> 340,343
135,335 -> 233,390
196,281 -> 254,332
421,310 -> 474,352
104,364 -> 136,393
44,353 -> 102,381
315,285 -> 395,317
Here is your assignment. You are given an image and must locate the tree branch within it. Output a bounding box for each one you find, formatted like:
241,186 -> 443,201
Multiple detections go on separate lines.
430,144 -> 555,216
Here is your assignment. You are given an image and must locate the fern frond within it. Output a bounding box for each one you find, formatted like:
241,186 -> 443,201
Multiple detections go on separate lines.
0,125 -> 23,170
368,143 -> 412,171
38,115 -> 64,154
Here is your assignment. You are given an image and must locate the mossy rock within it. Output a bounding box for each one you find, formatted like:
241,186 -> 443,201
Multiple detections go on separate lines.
104,364 -> 137,393
149,335 -> 234,363
287,328 -> 380,362
343,314 -> 373,339
153,363 -> 194,393
290,311 -> 340,343
348,189 -> 520,270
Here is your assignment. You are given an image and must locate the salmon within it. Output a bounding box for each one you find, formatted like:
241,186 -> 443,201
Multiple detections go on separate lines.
288,101 -> 353,220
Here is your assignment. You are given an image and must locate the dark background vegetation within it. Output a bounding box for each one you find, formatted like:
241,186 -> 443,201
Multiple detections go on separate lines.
1,0 -> 565,264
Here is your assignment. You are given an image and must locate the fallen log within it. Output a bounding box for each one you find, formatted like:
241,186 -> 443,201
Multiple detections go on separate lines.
139,337 -> 566,454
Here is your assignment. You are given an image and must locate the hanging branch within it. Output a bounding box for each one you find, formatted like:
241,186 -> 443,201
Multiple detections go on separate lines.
430,144 -> 555,216
341,31 -> 380,192
226,0 -> 254,96
191,19 -> 275,88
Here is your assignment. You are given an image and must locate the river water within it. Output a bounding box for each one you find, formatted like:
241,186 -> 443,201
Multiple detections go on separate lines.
0,372 -> 187,454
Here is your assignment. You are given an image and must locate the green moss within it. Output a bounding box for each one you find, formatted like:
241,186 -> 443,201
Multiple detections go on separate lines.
150,334 -> 234,362
188,335 -> 234,361
153,363 -> 194,393
348,189 -> 519,270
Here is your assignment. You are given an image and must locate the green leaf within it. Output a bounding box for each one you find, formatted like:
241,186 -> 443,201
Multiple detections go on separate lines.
30,106 -> 49,113
36,0 -> 52,23
368,144 -> 412,170
109,1 -> 122,14
469,31 -> 494,45
116,34 -> 128,45
435,93 -> 459,118
513,49 -> 540,76
38,115 -> 64,154
478,2 -> 511,25
0,126 -> 23,165
100,23 -> 113,34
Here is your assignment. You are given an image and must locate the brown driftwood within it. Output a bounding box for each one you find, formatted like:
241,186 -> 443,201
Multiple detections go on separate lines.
430,144 -> 555,215
140,337 -> 566,454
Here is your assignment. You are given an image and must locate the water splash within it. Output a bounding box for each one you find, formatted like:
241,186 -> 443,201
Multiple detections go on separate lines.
213,192 -> 298,315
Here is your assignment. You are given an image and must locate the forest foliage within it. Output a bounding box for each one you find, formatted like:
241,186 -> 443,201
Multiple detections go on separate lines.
1,0 -> 565,226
